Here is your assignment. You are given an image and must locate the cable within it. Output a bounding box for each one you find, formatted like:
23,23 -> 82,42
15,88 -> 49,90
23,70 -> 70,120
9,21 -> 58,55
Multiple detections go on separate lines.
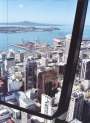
6,0 -> 8,50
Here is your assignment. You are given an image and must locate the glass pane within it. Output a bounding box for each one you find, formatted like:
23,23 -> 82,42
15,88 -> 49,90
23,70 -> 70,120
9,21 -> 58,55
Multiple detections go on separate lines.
0,0 -> 77,120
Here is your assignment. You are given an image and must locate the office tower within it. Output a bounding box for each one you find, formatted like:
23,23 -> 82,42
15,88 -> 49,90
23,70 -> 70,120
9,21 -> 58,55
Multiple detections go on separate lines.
8,76 -> 23,92
80,59 -> 90,80
2,52 -> 7,61
0,60 -> 4,77
54,88 -> 61,105
0,54 -> 6,77
53,38 -> 65,63
26,58 -> 37,89
37,69 -> 58,95
41,94 -> 54,123
0,74 -> 8,96
66,92 -> 84,122
0,56 -> 8,98
21,112 -> 28,123
64,34 -> 71,64
57,51 -> 63,63
4,49 -> 15,71
20,52 -> 24,62
15,52 -> 24,63
15,53 -> 21,63
82,100 -> 90,123
58,63 -> 66,75
4,58 -> 15,71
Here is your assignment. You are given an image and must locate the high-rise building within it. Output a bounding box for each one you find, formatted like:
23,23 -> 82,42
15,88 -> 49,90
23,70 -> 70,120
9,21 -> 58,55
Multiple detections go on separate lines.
3,49 -> 15,71
15,52 -> 24,63
37,69 -> 58,96
4,58 -> 15,71
80,59 -> 90,80
41,94 -> 54,123
82,100 -> 90,123
21,112 -> 31,123
20,52 -> 24,62
0,60 -> 4,77
0,54 -> 6,77
66,92 -> 84,122
0,74 -> 8,97
26,58 -> 37,90
64,34 -> 71,64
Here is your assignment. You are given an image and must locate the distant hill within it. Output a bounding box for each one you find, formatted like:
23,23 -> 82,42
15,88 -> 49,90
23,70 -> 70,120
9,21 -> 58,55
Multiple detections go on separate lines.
0,21 -> 61,26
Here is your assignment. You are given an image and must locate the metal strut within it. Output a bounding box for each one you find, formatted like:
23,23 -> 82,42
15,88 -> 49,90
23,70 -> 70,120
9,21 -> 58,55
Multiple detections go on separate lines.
54,0 -> 89,121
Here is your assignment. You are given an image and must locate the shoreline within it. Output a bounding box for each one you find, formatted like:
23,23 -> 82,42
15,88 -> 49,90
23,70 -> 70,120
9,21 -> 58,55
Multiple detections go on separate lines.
0,26 -> 60,33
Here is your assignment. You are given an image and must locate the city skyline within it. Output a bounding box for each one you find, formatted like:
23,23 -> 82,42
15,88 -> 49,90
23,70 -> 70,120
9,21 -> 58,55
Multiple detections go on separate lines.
0,0 -> 90,25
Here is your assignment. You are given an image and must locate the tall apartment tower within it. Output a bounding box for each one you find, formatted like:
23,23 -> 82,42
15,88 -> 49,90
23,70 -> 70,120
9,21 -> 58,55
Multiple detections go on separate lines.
64,34 -> 71,64
41,94 -> 54,123
0,73 -> 8,96
26,58 -> 37,90
80,59 -> 90,80
4,49 -> 15,71
66,92 -> 84,122
0,60 -> 4,77
0,54 -> 6,76
21,112 -> 31,123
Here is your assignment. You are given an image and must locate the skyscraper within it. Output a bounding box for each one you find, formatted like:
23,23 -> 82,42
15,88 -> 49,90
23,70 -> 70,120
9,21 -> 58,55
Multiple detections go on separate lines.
80,59 -> 90,80
64,34 -> 71,64
26,58 -> 37,90
66,92 -> 84,122
0,74 -> 8,99
41,94 -> 54,123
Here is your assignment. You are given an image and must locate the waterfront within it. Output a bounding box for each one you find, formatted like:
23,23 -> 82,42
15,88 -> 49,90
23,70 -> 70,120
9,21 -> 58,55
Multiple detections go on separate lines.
0,25 -> 90,51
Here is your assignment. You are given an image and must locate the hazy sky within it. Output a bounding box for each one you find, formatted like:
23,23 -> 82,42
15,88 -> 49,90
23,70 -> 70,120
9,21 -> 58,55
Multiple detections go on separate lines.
0,0 -> 90,25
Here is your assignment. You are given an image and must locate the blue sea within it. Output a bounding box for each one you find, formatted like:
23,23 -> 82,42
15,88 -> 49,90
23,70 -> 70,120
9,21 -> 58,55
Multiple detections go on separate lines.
0,25 -> 90,51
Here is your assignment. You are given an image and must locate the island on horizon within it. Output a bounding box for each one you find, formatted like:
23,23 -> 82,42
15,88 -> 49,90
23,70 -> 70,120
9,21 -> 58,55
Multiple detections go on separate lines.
0,21 -> 60,33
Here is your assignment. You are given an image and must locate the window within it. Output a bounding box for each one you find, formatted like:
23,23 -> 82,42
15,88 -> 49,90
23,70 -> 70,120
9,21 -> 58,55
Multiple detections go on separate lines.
0,0 -> 89,123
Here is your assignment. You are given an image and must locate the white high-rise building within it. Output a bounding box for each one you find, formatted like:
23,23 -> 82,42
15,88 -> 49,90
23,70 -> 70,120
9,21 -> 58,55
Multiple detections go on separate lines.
64,34 -> 71,64
4,58 -> 15,71
80,59 -> 90,80
21,112 -> 31,123
66,91 -> 84,122
41,94 -> 54,123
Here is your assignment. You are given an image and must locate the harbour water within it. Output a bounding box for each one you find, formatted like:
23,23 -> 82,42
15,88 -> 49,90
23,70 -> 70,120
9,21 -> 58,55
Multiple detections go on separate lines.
0,25 -> 90,51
